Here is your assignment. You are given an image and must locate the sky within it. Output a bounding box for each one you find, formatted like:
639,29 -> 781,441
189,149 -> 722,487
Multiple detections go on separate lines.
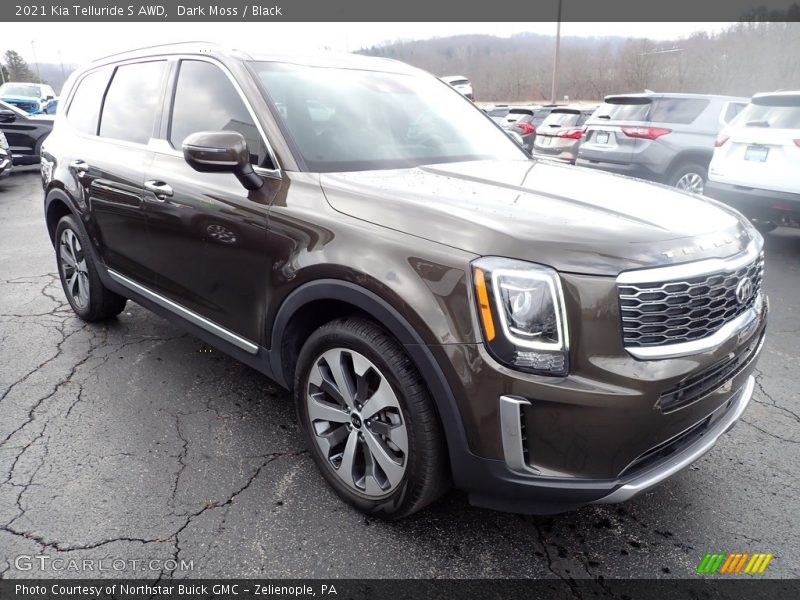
1,22 -> 732,66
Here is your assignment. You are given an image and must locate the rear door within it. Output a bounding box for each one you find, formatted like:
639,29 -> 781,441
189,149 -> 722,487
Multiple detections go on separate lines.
578,96 -> 652,165
711,95 -> 800,194
78,60 -> 168,284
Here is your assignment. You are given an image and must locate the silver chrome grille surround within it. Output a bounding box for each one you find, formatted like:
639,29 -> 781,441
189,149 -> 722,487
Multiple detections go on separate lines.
617,241 -> 764,357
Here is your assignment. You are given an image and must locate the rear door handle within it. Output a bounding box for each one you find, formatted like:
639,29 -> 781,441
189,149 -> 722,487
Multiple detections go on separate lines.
70,159 -> 89,173
144,180 -> 174,201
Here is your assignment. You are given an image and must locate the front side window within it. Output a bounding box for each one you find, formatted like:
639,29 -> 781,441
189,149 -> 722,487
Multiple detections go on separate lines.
252,62 -> 525,172
67,68 -> 112,135
99,61 -> 166,144
169,60 -> 267,166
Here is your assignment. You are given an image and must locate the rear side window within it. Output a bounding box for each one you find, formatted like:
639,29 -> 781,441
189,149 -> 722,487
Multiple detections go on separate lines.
169,60 -> 267,166
67,68 -> 112,135
723,102 -> 746,124
649,98 -> 709,124
100,61 -> 166,145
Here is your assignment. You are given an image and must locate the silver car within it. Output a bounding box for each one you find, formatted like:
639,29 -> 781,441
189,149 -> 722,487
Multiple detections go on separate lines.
576,93 -> 747,193
532,105 -> 597,164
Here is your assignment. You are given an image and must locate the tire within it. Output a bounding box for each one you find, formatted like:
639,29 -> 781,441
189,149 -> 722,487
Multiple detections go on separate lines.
55,215 -> 127,321
294,317 -> 450,519
669,163 -> 708,194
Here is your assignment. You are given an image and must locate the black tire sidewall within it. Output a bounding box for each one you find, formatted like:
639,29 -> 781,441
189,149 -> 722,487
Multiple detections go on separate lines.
294,321 -> 433,518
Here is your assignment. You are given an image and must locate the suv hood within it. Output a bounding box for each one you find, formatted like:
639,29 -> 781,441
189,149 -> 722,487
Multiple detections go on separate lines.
320,159 -> 753,276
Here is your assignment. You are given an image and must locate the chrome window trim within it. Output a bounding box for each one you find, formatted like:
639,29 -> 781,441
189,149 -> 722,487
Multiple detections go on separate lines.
617,239 -> 762,285
108,270 -> 258,354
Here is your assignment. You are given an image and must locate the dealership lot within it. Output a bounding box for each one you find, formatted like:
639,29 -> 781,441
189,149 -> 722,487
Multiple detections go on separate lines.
0,168 -> 798,580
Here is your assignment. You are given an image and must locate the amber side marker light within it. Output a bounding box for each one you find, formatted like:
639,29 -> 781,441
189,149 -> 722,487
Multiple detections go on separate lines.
473,268 -> 496,342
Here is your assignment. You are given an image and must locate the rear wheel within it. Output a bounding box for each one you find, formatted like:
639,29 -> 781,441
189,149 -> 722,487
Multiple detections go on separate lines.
55,215 -> 127,321
669,163 -> 708,194
294,317 -> 449,519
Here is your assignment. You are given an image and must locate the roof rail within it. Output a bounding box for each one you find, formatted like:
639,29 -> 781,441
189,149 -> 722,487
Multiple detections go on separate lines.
91,41 -> 222,62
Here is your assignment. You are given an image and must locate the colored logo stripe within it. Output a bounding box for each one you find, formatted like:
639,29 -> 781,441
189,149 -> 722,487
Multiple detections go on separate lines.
697,552 -> 773,574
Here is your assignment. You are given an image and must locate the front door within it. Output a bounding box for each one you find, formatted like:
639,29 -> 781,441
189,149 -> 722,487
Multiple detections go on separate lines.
144,59 -> 278,344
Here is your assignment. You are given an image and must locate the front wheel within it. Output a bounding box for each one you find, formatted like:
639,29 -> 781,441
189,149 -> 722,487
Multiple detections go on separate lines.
294,317 -> 449,519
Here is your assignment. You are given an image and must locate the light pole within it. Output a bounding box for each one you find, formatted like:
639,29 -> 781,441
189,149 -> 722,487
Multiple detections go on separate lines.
549,0 -> 562,104
31,40 -> 42,83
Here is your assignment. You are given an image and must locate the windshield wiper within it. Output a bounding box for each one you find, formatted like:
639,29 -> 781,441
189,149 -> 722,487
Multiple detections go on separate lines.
745,120 -> 770,127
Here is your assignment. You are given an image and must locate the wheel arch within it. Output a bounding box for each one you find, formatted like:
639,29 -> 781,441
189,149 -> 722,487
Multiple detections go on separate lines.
666,149 -> 713,180
269,278 -> 471,469
44,188 -> 79,246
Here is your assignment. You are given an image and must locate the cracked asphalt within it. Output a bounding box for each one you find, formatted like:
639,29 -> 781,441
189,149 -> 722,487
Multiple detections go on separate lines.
0,168 -> 798,581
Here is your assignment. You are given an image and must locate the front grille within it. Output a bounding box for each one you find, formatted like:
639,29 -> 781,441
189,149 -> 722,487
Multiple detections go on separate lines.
619,253 -> 764,347
657,332 -> 763,413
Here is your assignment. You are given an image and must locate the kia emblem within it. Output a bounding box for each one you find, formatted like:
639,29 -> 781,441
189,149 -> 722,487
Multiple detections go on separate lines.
736,277 -> 754,305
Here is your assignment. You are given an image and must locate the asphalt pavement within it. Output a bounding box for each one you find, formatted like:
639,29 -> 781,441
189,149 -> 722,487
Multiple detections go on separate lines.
0,168 -> 798,581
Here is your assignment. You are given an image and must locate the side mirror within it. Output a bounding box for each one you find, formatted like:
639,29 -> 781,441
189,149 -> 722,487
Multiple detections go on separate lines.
182,131 -> 263,191
0,110 -> 17,124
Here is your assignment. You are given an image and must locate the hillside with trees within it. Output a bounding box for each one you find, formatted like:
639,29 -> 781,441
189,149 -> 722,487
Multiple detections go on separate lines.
360,22 -> 800,102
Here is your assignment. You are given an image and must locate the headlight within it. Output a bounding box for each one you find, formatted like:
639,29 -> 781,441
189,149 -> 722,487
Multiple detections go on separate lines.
472,257 -> 570,376
0,134 -> 7,150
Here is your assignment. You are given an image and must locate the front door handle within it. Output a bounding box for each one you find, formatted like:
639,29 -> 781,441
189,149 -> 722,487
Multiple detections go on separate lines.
144,180 -> 174,201
70,159 -> 89,173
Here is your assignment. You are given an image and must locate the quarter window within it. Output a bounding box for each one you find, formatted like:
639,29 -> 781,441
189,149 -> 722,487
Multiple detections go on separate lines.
169,60 -> 267,166
67,68 -> 112,135
99,61 -> 166,144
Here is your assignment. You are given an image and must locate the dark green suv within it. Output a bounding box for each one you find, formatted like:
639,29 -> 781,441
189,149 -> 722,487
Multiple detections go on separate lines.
41,43 -> 767,518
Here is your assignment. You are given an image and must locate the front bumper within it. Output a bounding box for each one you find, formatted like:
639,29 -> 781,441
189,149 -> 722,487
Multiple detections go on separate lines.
706,180 -> 800,221
439,263 -> 767,514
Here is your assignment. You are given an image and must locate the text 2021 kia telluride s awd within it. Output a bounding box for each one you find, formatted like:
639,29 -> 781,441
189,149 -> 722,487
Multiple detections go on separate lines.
41,44 -> 767,518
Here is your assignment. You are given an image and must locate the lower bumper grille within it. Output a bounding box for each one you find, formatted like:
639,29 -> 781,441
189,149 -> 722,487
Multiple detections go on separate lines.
657,331 -> 764,413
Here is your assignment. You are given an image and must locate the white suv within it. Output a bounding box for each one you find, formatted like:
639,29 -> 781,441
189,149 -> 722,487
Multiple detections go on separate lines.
706,91 -> 800,229
441,75 -> 473,100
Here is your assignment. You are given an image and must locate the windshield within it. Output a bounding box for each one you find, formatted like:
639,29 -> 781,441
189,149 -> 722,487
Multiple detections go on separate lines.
734,97 -> 800,129
251,62 -> 525,172
0,84 -> 41,98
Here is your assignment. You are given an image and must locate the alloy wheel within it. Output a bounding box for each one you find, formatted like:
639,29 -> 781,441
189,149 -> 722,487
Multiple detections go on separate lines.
306,348 -> 408,498
59,228 -> 90,309
676,172 -> 705,194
